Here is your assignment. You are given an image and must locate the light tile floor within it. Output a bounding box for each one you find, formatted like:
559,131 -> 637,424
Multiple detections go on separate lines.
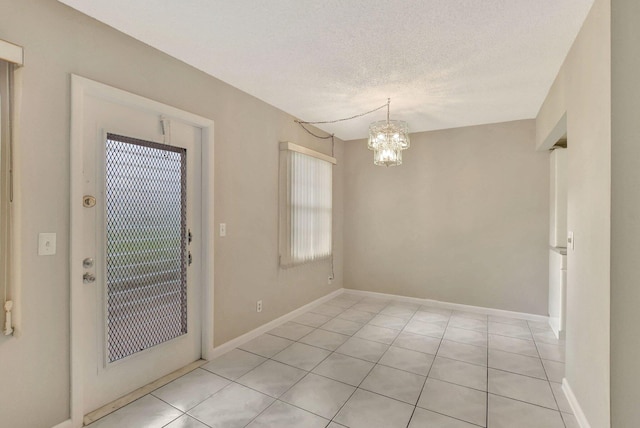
87,294 -> 576,428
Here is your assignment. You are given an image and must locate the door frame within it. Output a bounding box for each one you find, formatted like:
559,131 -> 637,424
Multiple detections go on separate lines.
536,112 -> 569,340
69,75 -> 215,426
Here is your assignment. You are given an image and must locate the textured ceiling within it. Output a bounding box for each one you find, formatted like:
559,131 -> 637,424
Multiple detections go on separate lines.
59,0 -> 594,140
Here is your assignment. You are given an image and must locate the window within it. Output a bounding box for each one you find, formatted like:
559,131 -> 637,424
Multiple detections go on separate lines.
0,38 -> 22,337
0,60 -> 11,335
279,142 -> 335,267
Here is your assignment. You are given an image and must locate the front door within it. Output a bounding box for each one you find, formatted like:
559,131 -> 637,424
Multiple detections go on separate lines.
77,81 -> 203,414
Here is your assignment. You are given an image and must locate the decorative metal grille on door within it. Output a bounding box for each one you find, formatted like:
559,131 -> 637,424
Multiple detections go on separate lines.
105,133 -> 187,362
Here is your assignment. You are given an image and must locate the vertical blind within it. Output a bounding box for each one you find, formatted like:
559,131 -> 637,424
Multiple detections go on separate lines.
280,143 -> 335,267
0,39 -> 22,337
0,59 -> 15,336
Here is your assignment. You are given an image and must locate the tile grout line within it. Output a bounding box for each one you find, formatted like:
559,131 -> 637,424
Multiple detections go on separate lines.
487,366 -> 556,383
86,361 -> 208,427
406,306 -> 451,428
320,298 -> 473,426
525,319 -> 568,428
192,303 -> 362,427
278,300 -> 505,426
487,392 -> 570,413
282,303 -> 558,427
486,322 -> 490,428
326,298 -> 400,427
238,296 -> 389,427
253,314 -> 567,422
235,326 -> 348,427
228,298 -> 366,428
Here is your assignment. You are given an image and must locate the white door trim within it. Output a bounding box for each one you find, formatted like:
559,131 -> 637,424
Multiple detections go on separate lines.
69,75 -> 215,427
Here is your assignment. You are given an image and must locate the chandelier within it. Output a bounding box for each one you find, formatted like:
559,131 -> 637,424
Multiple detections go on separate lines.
367,99 -> 410,166
295,98 -> 410,166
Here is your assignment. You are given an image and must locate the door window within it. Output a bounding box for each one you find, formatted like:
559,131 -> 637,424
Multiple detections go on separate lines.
104,133 -> 188,362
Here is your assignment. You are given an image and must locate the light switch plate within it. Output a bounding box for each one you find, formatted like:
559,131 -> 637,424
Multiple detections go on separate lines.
219,223 -> 226,237
38,233 -> 57,256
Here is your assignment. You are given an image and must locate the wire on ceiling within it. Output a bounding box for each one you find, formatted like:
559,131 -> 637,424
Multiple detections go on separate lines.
294,99 -> 391,156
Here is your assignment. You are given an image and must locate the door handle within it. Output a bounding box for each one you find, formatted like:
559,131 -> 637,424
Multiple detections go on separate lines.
83,272 -> 96,284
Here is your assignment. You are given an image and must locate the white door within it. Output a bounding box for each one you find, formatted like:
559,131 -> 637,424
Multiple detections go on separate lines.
78,86 -> 203,414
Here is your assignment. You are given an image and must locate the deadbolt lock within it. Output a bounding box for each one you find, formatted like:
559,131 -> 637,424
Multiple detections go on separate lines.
83,195 -> 96,208
83,258 -> 94,268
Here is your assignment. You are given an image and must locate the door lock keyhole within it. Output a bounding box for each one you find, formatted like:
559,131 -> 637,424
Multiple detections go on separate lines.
83,195 -> 96,208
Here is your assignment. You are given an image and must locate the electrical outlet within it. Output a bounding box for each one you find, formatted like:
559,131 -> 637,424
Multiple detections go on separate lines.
256,300 -> 262,313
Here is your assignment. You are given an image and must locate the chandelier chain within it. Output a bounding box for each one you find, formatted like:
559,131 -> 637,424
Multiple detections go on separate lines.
387,97 -> 390,123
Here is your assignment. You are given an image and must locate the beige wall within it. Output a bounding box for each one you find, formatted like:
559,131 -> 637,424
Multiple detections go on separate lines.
344,120 -> 550,315
0,1 -> 343,427
535,0 -> 611,426
611,0 -> 640,426
536,67 -> 566,151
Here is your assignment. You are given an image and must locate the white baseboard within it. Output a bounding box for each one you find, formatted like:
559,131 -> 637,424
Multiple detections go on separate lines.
563,378 -> 591,428
209,287 -> 549,361
60,286 -> 551,428
51,419 -> 73,428
209,288 -> 344,359
343,289 -> 549,323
